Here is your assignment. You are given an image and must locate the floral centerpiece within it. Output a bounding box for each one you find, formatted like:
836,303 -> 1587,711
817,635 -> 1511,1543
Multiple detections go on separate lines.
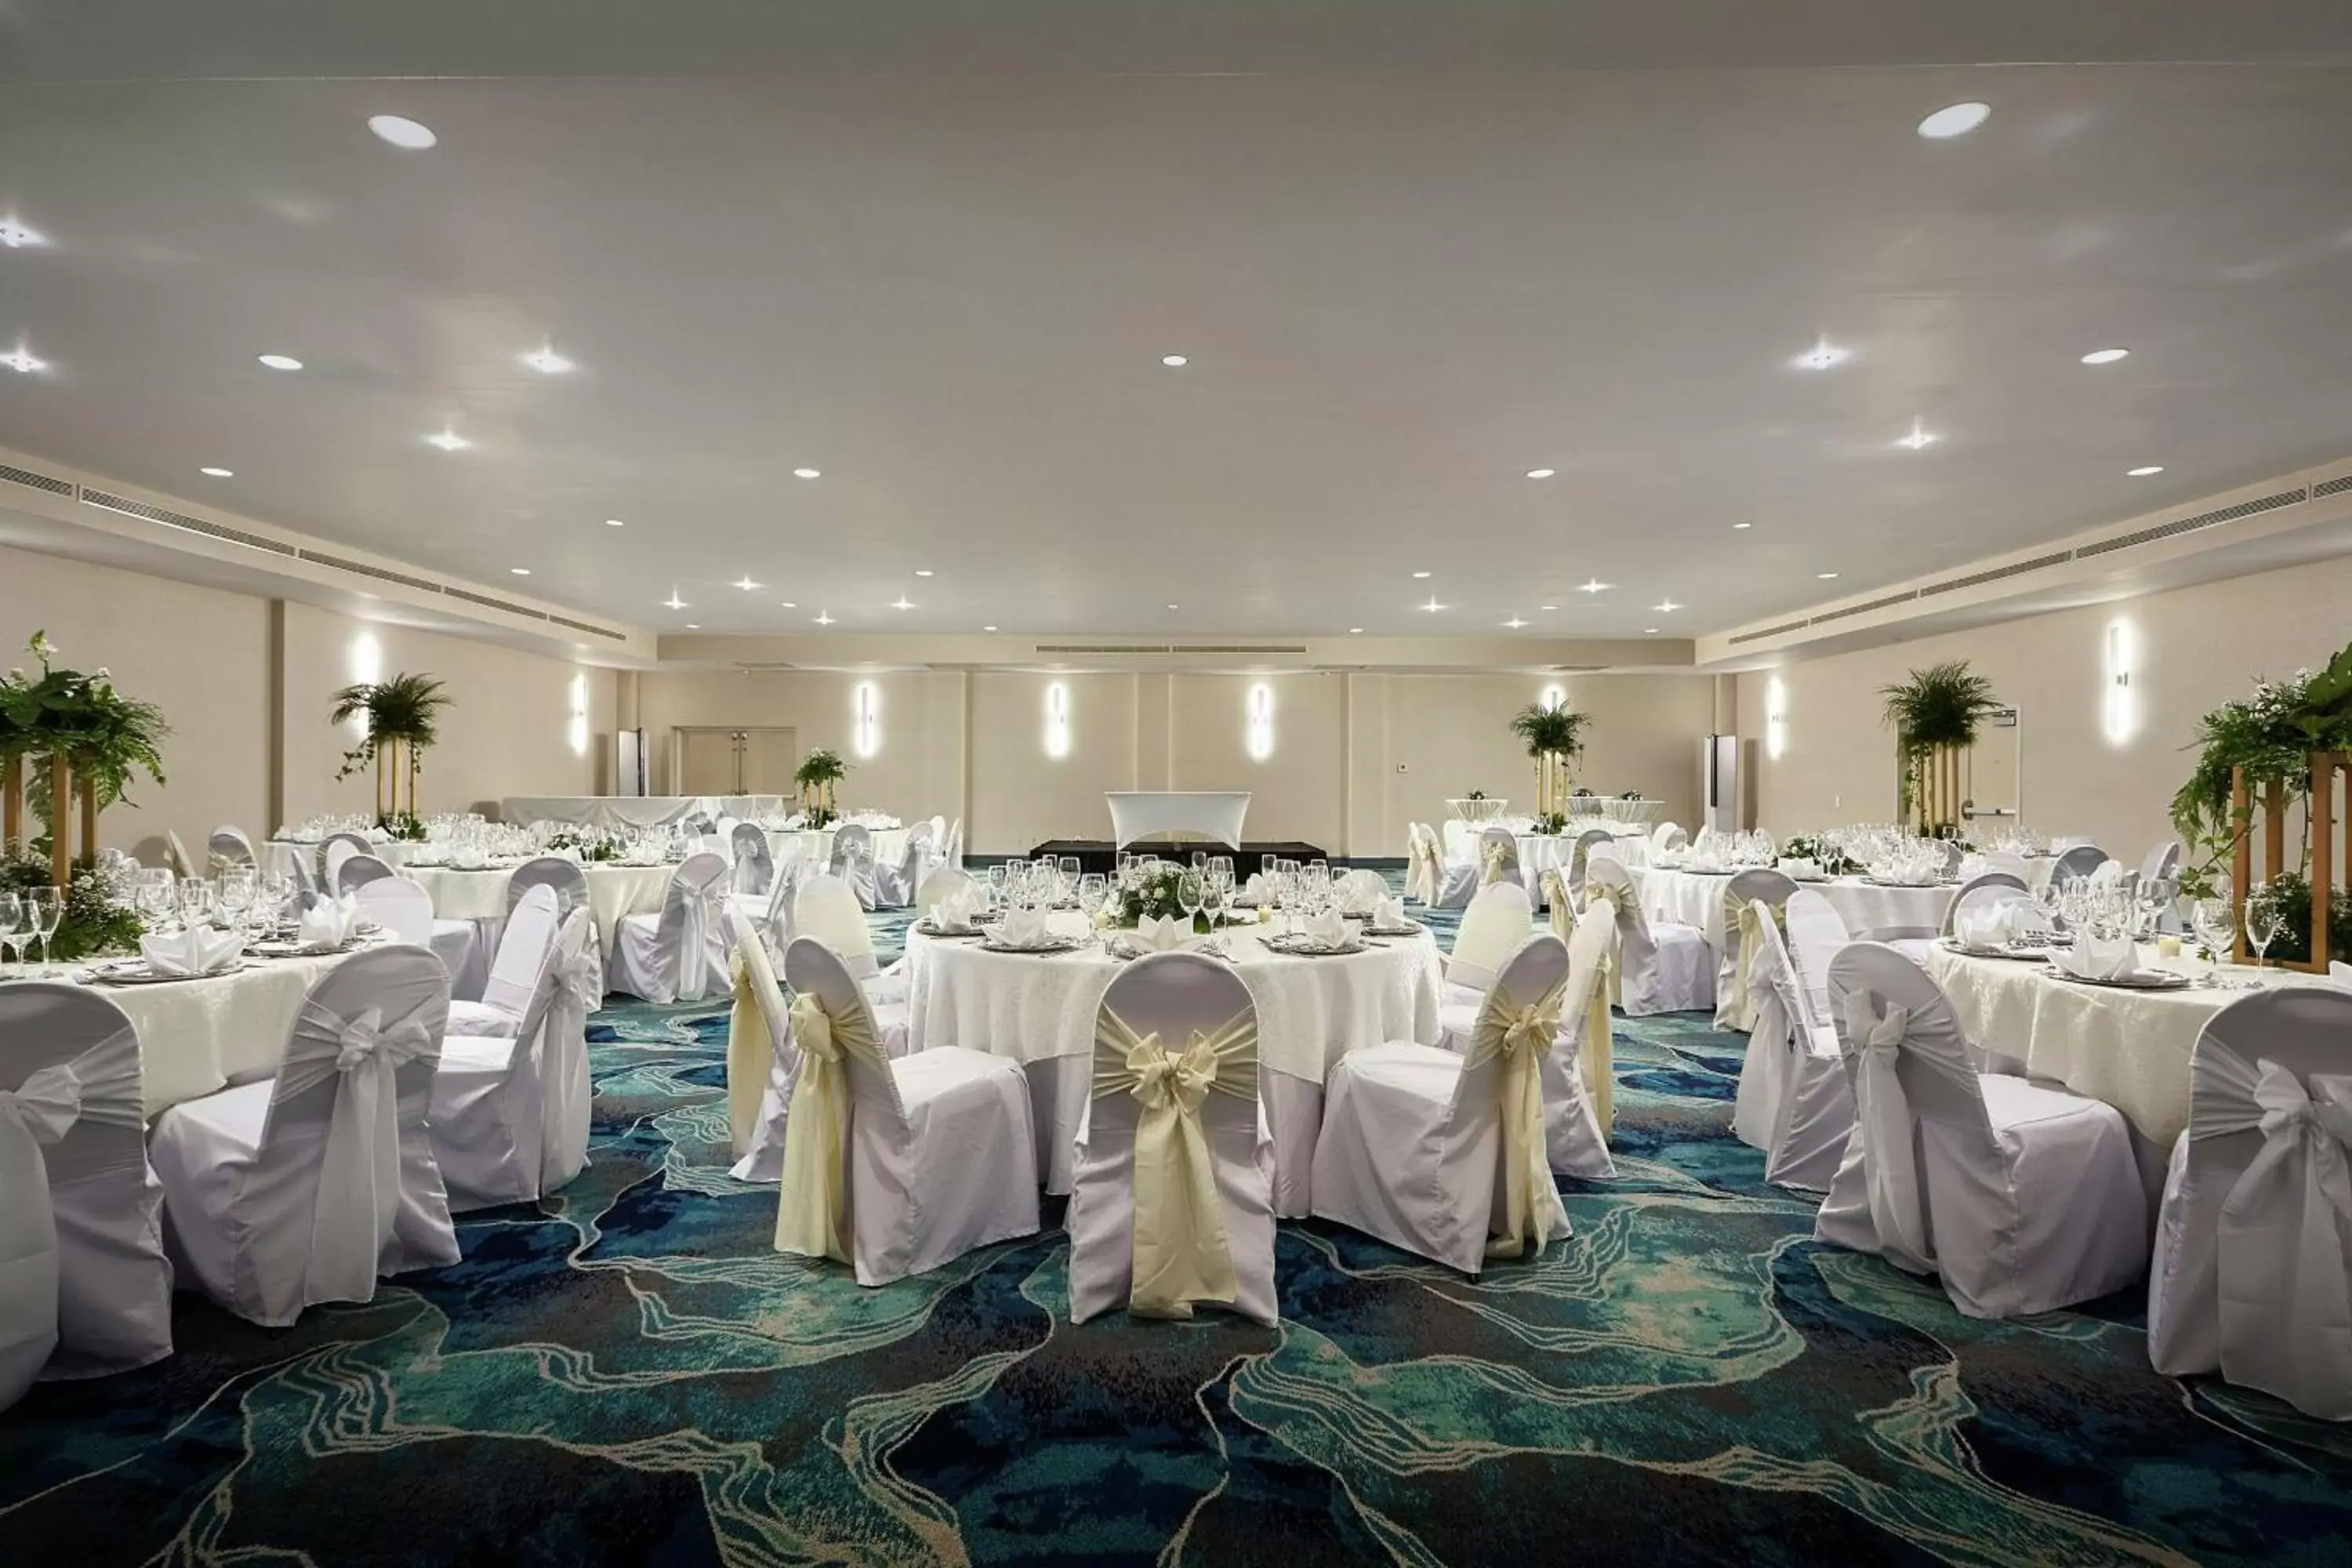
546,826 -> 628,863
0,849 -> 145,961
794,747 -> 848,830
1530,811 -> 1567,836
1780,833 -> 1862,877
1508,702 -> 1590,817
1116,862 -> 1208,931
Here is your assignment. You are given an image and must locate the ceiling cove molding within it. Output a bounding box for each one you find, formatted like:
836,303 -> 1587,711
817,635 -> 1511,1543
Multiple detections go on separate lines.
0,445 -> 659,662
656,632 -> 1696,675
1697,456 -> 2352,668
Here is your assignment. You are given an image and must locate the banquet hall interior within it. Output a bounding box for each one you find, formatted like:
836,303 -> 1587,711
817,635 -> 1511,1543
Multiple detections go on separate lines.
6,4 -> 2352,1563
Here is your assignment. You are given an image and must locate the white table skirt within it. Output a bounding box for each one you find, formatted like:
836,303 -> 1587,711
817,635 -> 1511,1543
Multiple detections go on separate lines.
406,864 -> 676,963
501,795 -> 786,829
771,827 -> 911,874
1105,791 -> 1250,847
71,949 -> 357,1116
263,840 -> 425,879
1635,869 -> 1955,950
1445,823 -> 1648,871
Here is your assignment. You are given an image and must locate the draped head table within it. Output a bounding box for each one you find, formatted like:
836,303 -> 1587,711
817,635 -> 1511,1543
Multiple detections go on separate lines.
1104,791 -> 1250,848
500,795 -> 786,830
903,913 -> 1443,1214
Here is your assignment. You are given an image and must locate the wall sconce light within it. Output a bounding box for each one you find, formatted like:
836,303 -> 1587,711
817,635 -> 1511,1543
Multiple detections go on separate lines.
1246,681 -> 1275,760
1766,677 -> 1788,760
853,681 -> 880,758
2103,619 -> 2136,745
1044,681 -> 1071,758
346,632 -> 382,737
1539,683 -> 1566,713
568,672 -> 590,757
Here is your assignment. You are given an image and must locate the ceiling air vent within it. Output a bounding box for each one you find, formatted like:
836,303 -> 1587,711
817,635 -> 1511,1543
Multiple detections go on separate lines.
444,586 -> 550,621
1183,644 -> 1310,655
80,489 -> 299,558
549,612 -> 628,642
2074,487 -> 2306,561
1915,550 -> 2074,598
1728,617 -> 1813,646
2314,473 -> 2352,501
1809,589 -> 1920,625
0,462 -> 73,497
1035,643 -> 1173,655
296,549 -> 444,595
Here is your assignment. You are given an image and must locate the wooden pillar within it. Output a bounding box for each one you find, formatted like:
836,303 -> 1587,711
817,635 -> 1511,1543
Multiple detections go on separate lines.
77,772 -> 96,862
2,753 -> 20,855
2230,768 -> 2252,963
48,756 -> 71,887
2313,752 -> 2336,971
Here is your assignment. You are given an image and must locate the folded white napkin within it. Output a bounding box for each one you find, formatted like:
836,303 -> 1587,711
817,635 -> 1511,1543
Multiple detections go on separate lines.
933,887 -> 980,933
1240,873 -> 1275,905
2056,932 -> 2138,981
1954,907 -> 2012,951
1133,913 -> 1192,952
2089,858 -> 2127,887
298,895 -> 362,953
1304,907 -> 1352,949
140,925 -> 244,977
1778,857 -> 1822,880
1371,894 -> 1407,928
2326,961 -> 2352,994
995,906 -> 1053,949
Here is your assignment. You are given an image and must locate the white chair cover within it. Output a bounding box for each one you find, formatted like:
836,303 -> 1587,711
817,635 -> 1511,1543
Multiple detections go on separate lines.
1940,873 -> 2031,935
1069,953 -> 1275,1324
1715,868 -> 1798,1031
730,822 -> 775,896
1403,823 -> 1439,905
2052,843 -> 2109,884
772,938 -> 1039,1285
726,928 -> 797,1181
916,867 -> 977,916
1476,825 -> 1523,889
1586,859 -> 1711,1016
354,875 -> 434,945
1813,943 -> 2146,1319
943,817 -> 964,872
874,819 -> 935,909
336,852 -> 397,896
1446,882 -> 1535,997
538,910 -> 598,1192
1782,888 -> 1849,1030
164,829 -> 200,880
1737,908 -> 1854,1192
320,831 -> 372,887
148,947 -> 456,1326
0,986 -> 169,1410
1312,935 -> 1573,1275
829,822 -> 879,910
1546,903 -> 1618,1173
207,825 -> 259,873
794,873 -> 880,980
432,907 -> 591,1209
1650,822 -> 1687,855
608,851 -> 731,1004
2148,987 -> 2352,1418
506,856 -> 592,923
447,884 -> 561,1038
1568,827 -> 1615,905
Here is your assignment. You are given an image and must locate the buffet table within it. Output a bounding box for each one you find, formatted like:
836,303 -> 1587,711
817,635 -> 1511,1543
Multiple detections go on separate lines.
903,913 -> 1442,1211
500,794 -> 786,829
1104,791 -> 1250,848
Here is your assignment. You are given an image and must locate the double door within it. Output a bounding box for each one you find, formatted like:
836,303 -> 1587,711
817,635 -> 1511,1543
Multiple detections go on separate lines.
675,726 -> 797,796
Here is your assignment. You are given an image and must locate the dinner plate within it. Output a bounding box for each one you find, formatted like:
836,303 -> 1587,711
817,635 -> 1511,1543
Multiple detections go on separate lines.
2045,968 -> 2194,992
1864,876 -> 1947,888
1937,938 -> 2048,962
978,935 -> 1091,956
1362,921 -> 1425,938
91,960 -> 253,985
913,920 -> 985,938
1264,934 -> 1367,956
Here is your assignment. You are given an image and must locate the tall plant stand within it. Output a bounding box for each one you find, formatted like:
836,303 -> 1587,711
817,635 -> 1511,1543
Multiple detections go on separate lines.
0,753 -> 89,885
376,737 -> 417,822
1,753 -> 20,858
1910,742 -> 1965,835
1532,750 -> 1572,816
2230,755 -> 2350,972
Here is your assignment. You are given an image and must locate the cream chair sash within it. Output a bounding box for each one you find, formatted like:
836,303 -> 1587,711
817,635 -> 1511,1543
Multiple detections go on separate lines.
673,877 -> 722,1002
1092,1007 -> 1257,1318
726,935 -> 786,1160
773,990 -> 884,1263
1725,893 -> 1769,1033
1468,978 -> 1569,1258
1542,871 -> 1571,933
1582,937 -> 1615,1134
1842,990 -> 1933,1275
2195,1048 -> 2352,1417
1479,839 -> 1508,887
279,1003 -> 435,1305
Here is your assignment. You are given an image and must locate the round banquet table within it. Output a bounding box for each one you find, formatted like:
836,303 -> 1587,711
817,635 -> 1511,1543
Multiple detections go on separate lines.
1921,944 -> 2318,1197
405,862 -> 677,964
1636,868 -> 1956,950
902,913 -> 1444,1213
1443,821 -> 1648,869
263,839 -> 426,880
770,826 -> 911,875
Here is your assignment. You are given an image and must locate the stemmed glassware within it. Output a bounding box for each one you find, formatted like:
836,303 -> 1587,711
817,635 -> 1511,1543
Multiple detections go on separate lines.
1177,869 -> 1204,933
216,870 -> 256,941
1058,855 -> 1082,900
25,887 -> 63,978
1076,872 -> 1109,931
2243,883 -> 2288,972
0,893 -> 22,978
176,878 -> 213,935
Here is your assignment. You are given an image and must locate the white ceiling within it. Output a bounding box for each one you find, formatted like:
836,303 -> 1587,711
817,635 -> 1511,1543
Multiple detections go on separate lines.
3,4 -> 2351,640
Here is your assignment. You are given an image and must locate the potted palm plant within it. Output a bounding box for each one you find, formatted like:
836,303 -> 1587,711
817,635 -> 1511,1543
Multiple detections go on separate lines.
2,633 -> 171,884
1508,702 -> 1591,819
1879,659 -> 2000,836
794,746 -> 848,829
331,672 -> 452,828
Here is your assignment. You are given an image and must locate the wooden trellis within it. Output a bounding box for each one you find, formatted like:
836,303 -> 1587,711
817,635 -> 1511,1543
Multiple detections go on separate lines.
2230,754 -> 2350,972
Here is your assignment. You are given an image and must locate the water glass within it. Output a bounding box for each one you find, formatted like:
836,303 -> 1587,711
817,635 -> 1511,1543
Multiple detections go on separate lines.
0,893 -> 22,978
27,887 -> 63,977
2244,884 -> 2288,971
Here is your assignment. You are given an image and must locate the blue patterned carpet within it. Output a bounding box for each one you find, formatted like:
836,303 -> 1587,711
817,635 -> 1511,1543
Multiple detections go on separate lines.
5,882 -> 2352,1565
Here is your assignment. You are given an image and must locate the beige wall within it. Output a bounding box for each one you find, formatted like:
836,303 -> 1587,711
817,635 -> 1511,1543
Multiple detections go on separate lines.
1734,552 -> 2352,857
1,543 -> 616,861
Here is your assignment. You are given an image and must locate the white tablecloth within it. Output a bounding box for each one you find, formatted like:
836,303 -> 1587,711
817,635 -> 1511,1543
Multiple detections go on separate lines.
1104,791 -> 1250,847
1636,869 -> 1955,950
501,795 -> 786,829
263,839 -> 424,879
406,863 -> 676,962
771,826 -> 912,875
71,949 -> 357,1116
1445,822 -> 1648,870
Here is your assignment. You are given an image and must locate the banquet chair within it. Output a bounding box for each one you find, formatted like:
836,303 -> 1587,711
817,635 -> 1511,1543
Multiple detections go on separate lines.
207,825 -> 259,873
320,830 -> 372,887
165,829 -> 201,881
354,874 -> 432,942
731,822 -> 775,897
1568,827 -> 1616,906
506,855 -> 592,922
1429,822 -> 1479,909
148,946 -> 458,1326
1813,943 -> 2146,1318
916,866 -> 977,916
725,925 -> 798,1181
874,819 -> 935,909
1476,825 -> 1523,889
1336,866 -> 1389,913
445,884 -> 562,1038
1980,850 -> 2031,880
1714,868 -> 1798,1031
335,852 -> 397,895
608,851 -> 731,1004
1649,822 -> 1688,856
2148,986 -> 2352,1417
681,811 -> 717,837
792,873 -> 910,1051
430,908 -> 595,1209
1543,902 -> 1619,1174
1437,882 -> 1535,1041
1781,889 -> 1849,1029
1311,933 -> 1574,1276
829,822 -> 880,910
1068,952 -> 1276,1324
1401,822 -> 1437,904
2051,844 -> 2110,884
1939,871 -> 2031,935
1585,859 -> 1711,1015
1735,906 -> 1854,1191
0,985 -> 172,1411
773,937 -> 1040,1285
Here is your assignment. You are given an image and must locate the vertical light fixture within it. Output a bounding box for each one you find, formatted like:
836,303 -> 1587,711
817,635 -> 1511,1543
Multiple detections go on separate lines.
1246,681 -> 1276,760
853,681 -> 881,758
1766,677 -> 1788,760
1539,683 -> 1566,713
1044,681 -> 1071,759
2103,619 -> 2136,744
347,632 -> 383,737
568,671 -> 590,756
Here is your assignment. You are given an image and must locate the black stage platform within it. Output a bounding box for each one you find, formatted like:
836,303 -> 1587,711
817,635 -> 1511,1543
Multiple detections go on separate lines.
1025,840 -> 1328,878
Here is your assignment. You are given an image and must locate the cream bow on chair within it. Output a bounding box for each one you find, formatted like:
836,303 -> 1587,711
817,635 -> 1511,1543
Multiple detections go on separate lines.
1726,897 -> 1770,1033
2199,1054 -> 2352,1417
726,935 -> 785,1160
1582,938 -> 1615,1134
1843,991 -> 1931,1275
1479,840 -> 1508,887
772,989 -> 883,1264
283,1004 -> 434,1305
1470,981 -> 1570,1259
1543,871 -> 1572,935
1092,1008 -> 1258,1318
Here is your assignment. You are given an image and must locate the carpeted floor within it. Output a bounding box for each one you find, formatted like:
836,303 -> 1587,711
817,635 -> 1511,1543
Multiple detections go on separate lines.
6,882 -> 2352,1566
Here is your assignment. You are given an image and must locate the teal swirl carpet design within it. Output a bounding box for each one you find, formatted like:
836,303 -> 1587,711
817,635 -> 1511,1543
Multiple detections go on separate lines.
5,883 -> 2352,1565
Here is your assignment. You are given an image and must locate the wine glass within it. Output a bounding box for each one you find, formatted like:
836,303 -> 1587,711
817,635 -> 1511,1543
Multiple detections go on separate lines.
26,887 -> 63,978
1059,855 -> 1082,900
216,870 -> 256,938
1200,873 -> 1227,938
0,893 -> 22,978
2243,884 -> 2288,972
1076,872 -> 1109,930
176,878 -> 213,934
1177,869 -> 1204,932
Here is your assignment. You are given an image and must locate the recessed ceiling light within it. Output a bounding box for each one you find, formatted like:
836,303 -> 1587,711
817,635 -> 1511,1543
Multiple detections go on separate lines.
984,625 -> 998,632
1412,570 -> 1432,579
510,567 -> 531,576
1526,467 -> 1556,479
520,346 -> 575,374
734,576 -> 760,591
1895,419 -> 1938,451
1817,571 -> 1840,579
1577,579 -> 1611,594
685,623 -> 699,630
793,467 -> 820,480
663,594 -> 687,610
1732,521 -> 1753,530
892,597 -> 915,611
2127,465 -> 2165,477
367,114 -> 437,150
199,466 -> 234,477
914,568 -> 934,578
257,354 -> 303,371
1161,354 -> 1189,368
2080,347 -> 2130,365
2,347 -> 48,375
1503,617 -> 1528,629
1540,604 -> 1559,612
1419,597 -> 1443,612
815,611 -> 836,626
1917,102 -> 1991,140
425,429 -> 472,452
605,517 -> 625,527
1792,339 -> 1849,371
0,216 -> 48,249
1653,600 -> 1682,612
779,601 -> 797,608
1644,628 -> 1660,635
1348,627 -> 1364,634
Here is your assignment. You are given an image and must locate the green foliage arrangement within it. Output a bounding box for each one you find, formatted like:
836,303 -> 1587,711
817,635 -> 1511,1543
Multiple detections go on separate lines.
795,746 -> 849,829
330,673 -> 452,781
1531,811 -> 1567,836
1508,703 -> 1590,760
2169,641 -> 2352,898
377,811 -> 430,842
546,827 -> 627,863
2254,869 -> 2352,965
1780,833 -> 1862,876
0,852 -> 145,961
1880,659 -> 2001,818
1118,864 -> 1197,927
0,630 -> 171,824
